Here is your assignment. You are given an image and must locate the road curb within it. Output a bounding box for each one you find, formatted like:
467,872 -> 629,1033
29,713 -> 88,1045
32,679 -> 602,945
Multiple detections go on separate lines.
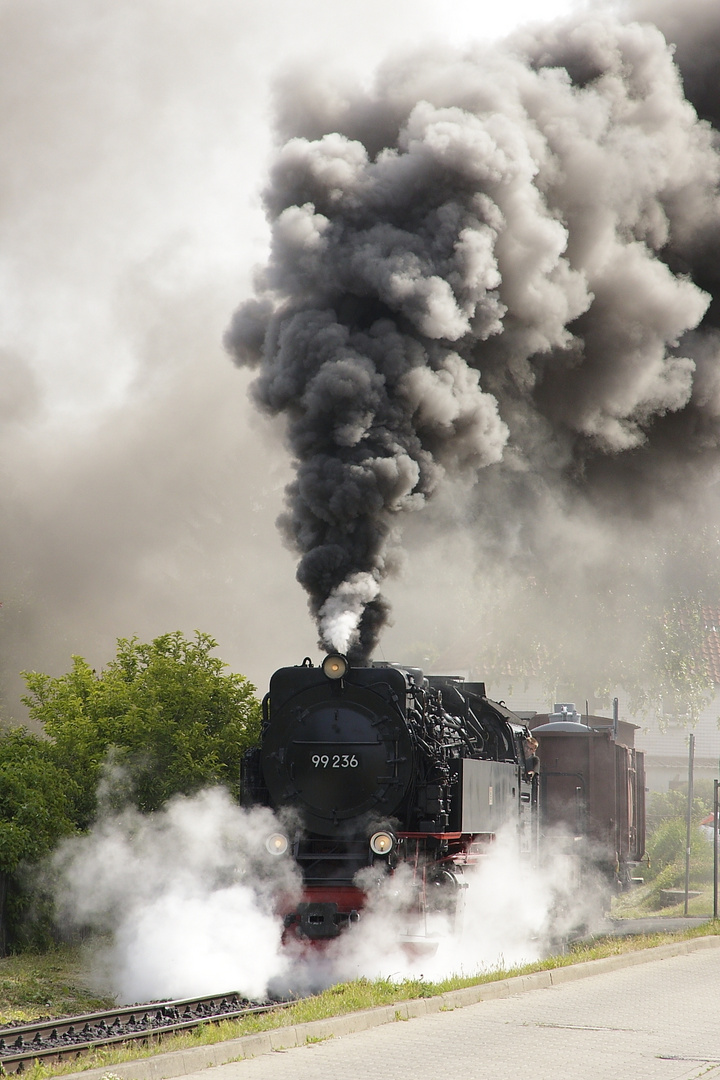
57,935 -> 720,1080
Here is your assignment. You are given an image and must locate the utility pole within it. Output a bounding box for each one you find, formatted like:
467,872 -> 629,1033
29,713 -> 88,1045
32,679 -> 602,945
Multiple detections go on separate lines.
713,775 -> 719,921
684,733 -> 695,916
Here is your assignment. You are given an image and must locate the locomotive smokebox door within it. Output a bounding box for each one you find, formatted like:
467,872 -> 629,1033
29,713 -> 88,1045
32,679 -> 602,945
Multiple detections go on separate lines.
262,662 -> 414,836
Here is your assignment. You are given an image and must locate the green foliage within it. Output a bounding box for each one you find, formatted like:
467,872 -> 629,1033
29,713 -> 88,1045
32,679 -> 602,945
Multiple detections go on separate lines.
22,631 -> 261,828
0,729 -> 76,875
646,817 -> 686,878
0,945 -> 114,1023
646,782 -> 716,836
0,729 -> 78,950
645,818 -> 712,883
641,780 -> 716,914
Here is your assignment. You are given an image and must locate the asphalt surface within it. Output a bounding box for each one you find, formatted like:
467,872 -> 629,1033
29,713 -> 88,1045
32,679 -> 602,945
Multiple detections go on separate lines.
62,935 -> 720,1080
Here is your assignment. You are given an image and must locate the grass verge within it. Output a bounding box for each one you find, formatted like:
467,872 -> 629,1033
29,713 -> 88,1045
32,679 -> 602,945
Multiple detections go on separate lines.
4,920 -> 720,1079
0,949 -> 113,1025
611,881 -> 717,918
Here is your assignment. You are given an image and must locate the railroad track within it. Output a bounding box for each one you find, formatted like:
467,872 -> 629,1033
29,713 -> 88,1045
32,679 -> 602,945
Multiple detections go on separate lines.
0,991 -> 295,1073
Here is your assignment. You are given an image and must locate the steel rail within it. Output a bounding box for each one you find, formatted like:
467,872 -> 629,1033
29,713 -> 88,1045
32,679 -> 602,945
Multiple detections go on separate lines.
0,991 -> 295,1073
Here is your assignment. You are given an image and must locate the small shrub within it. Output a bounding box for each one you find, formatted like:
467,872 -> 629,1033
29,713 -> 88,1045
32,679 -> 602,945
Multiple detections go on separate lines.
646,817 -> 712,884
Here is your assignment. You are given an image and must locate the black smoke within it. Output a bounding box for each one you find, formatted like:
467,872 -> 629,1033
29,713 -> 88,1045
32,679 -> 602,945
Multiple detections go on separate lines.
226,4 -> 720,661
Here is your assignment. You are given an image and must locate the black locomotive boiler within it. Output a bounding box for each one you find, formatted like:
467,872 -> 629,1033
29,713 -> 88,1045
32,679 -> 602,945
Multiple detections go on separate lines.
242,654 -> 540,945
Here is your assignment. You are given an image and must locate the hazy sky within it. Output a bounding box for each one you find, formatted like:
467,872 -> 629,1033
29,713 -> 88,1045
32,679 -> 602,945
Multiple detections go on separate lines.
11,0 -> 720,715
1,0 -> 597,711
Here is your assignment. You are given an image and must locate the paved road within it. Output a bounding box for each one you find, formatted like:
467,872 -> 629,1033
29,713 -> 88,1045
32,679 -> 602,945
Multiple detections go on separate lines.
178,944 -> 720,1080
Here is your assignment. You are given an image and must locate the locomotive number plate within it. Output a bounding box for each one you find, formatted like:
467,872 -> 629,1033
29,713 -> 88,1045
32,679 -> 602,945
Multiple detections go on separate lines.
311,753 -> 359,768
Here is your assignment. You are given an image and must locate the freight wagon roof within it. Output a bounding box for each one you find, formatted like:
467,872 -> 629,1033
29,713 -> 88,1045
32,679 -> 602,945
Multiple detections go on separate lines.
530,713 -> 639,747
533,720 -> 597,734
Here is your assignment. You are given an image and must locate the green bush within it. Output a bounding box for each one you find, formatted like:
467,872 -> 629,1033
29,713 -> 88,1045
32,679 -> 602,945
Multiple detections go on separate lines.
645,816 -> 714,897
23,631 -> 261,828
0,631 -> 261,951
646,782 -> 716,836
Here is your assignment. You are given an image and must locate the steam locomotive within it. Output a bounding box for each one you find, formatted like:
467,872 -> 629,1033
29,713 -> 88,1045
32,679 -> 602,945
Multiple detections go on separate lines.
242,655 -> 645,945
243,648 -> 647,946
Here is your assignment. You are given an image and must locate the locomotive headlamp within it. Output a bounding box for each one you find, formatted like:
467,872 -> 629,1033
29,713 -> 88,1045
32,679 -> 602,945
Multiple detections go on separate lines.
322,654 -> 348,680
265,833 -> 289,856
370,831 -> 395,856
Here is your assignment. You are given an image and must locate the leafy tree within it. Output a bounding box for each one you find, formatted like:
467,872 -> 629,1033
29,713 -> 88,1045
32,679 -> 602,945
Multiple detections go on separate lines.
645,781 -> 716,837
644,818 -> 713,897
0,728 -> 76,871
22,631 -> 261,828
0,728 -> 77,952
626,599 -> 715,726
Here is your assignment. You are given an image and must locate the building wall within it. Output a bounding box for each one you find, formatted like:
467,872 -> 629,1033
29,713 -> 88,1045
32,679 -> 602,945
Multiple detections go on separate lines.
632,693 -> 720,793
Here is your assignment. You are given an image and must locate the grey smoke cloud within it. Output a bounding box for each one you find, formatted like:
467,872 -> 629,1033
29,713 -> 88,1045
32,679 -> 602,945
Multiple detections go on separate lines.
226,8 -> 720,659
4,0 -> 595,717
2,0 -> 471,712
4,0 -> 720,718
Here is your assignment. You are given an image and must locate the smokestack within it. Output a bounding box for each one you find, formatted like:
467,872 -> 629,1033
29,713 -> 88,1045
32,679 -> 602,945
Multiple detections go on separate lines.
226,5 -> 720,659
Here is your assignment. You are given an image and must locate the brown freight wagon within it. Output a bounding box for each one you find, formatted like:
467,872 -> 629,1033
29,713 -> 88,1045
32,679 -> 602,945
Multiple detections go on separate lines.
529,704 -> 645,890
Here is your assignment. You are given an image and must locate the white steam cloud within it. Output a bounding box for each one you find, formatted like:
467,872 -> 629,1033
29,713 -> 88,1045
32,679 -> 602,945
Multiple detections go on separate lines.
49,792 -> 601,1003
318,571 -> 381,654
49,789 -> 302,1003
324,828 -> 602,984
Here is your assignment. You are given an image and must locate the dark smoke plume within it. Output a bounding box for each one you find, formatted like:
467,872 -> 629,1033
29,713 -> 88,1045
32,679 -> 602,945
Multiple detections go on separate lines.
226,7 -> 720,660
